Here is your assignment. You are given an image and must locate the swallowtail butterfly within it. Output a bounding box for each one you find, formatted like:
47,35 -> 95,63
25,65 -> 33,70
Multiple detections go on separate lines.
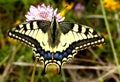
8,17 -> 104,73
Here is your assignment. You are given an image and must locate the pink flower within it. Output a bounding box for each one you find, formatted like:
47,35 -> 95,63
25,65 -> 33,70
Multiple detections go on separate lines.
25,4 -> 65,22
74,3 -> 84,19
75,3 -> 84,11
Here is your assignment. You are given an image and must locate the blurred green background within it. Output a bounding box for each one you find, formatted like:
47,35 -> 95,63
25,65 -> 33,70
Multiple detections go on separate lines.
0,0 -> 120,82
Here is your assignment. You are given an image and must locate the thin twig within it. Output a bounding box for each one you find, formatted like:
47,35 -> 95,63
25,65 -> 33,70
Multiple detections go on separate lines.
85,14 -> 120,22
0,55 -> 9,67
111,74 -> 120,82
12,62 -> 117,70
89,48 -> 105,65
68,69 -> 78,82
98,67 -> 116,80
0,44 -> 21,82
85,15 -> 104,19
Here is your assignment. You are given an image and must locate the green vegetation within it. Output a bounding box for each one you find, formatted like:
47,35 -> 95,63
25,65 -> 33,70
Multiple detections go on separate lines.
0,0 -> 120,82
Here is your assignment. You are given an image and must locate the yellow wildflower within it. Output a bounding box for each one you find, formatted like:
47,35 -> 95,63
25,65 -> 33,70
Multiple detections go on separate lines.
62,1 -> 74,10
103,0 -> 120,11
7,20 -> 21,44
7,35 -> 17,44
14,20 -> 21,25
98,44 -> 104,49
60,9 -> 66,17
60,1 -> 74,16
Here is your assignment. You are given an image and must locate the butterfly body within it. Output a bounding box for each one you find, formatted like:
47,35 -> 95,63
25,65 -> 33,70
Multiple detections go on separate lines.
8,17 -> 104,73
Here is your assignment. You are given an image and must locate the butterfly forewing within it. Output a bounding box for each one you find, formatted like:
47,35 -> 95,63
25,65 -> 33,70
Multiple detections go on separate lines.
59,22 -> 104,50
8,20 -> 51,47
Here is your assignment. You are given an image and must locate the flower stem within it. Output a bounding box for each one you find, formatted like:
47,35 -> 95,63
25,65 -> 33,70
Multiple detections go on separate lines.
31,57 -> 38,82
114,12 -> 120,38
100,0 -> 120,75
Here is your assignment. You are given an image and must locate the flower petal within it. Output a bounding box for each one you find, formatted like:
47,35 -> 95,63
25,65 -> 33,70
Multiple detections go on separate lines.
25,4 -> 65,22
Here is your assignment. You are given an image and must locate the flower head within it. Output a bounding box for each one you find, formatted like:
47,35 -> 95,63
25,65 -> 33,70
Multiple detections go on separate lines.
60,1 -> 74,16
25,4 -> 65,22
74,3 -> 84,19
75,3 -> 84,11
103,0 -> 120,11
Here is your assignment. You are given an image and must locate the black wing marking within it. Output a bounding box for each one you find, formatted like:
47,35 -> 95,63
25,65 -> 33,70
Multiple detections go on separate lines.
58,22 -> 105,61
59,22 -> 74,34
8,20 -> 51,48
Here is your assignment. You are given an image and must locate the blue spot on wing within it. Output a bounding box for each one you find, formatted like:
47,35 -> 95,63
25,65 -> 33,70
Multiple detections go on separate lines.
47,52 -> 51,58
59,54 -> 63,60
44,53 -> 48,59
54,52 -> 63,60
44,52 -> 52,59
67,48 -> 72,54
41,51 -> 45,56
54,53 -> 59,59
63,52 -> 67,57
37,47 -> 41,51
